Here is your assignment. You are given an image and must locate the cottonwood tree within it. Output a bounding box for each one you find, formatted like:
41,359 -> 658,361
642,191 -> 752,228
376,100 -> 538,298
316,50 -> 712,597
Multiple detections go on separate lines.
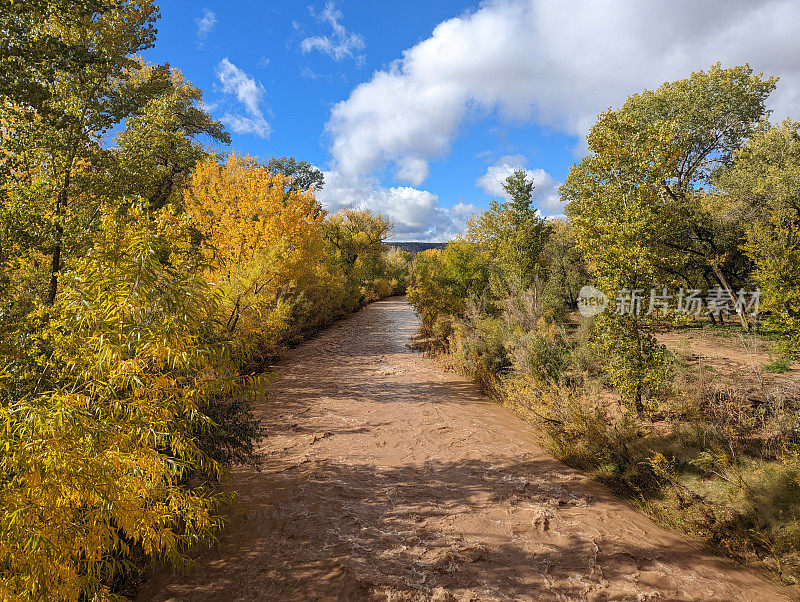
185,154 -> 323,340
717,120 -> 800,352
323,209 -> 390,275
105,61 -> 230,210
562,64 -> 777,409
540,220 -> 590,312
564,63 -> 777,329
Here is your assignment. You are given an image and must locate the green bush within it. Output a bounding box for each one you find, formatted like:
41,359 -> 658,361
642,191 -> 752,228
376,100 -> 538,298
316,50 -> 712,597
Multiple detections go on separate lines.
407,241 -> 490,334
450,316 -> 510,376
508,320 -> 571,383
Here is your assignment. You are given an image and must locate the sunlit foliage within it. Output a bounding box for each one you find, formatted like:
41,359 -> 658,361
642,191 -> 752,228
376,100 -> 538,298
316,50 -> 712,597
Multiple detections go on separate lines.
185,154 -> 323,354
0,204 -> 233,601
717,120 -> 800,354
0,3 -> 404,599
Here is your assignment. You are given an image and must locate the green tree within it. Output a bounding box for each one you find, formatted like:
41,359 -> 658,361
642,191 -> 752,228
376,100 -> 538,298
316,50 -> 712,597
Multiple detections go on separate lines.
561,64 -> 772,407
467,169 -> 549,292
504,168 -> 549,283
593,314 -> 673,413
266,156 -> 325,192
0,1 -> 155,123
717,120 -> 800,353
106,61 -> 230,210
323,209 -> 390,277
407,242 -> 490,332
0,0 -> 160,304
541,219 -> 590,313
564,63 -> 777,328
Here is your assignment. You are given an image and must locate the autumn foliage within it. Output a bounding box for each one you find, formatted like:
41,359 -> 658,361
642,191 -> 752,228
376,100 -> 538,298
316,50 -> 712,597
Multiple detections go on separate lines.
1,204 -> 231,600
186,155 -> 323,354
0,152 -> 401,600
0,4 -> 404,598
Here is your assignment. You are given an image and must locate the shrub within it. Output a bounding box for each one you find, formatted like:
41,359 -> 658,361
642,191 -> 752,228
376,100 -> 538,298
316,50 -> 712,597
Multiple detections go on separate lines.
0,204 -> 234,600
373,277 -> 393,299
500,286 -> 545,330
383,248 -> 412,294
508,320 -> 571,384
450,316 -> 510,376
407,242 -> 490,334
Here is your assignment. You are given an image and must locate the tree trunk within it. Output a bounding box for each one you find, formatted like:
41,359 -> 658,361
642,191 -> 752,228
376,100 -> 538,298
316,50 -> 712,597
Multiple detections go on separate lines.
47,228 -> 61,305
46,185 -> 68,305
685,218 -> 750,330
46,149 -> 75,305
710,263 -> 750,330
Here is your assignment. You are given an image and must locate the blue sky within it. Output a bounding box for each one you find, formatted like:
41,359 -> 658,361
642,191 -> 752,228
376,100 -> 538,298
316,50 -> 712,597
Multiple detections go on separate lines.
144,0 -> 800,240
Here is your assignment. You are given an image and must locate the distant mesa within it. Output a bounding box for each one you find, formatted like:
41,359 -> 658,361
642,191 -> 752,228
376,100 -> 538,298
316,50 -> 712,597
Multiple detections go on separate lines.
388,242 -> 448,256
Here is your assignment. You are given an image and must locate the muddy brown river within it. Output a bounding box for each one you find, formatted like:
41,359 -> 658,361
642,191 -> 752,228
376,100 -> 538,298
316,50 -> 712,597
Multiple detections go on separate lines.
139,297 -> 785,601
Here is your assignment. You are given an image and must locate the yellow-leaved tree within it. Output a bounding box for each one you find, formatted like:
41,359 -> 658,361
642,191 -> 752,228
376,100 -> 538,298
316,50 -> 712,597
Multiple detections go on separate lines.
185,154 -> 324,357
0,202 -> 233,601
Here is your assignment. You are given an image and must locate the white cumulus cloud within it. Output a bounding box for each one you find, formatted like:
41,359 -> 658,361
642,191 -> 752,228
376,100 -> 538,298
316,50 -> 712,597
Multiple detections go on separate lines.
301,2 -> 365,64
215,58 -> 271,138
394,157 -> 430,187
327,0 -> 800,184
316,172 -> 478,241
476,156 -> 563,215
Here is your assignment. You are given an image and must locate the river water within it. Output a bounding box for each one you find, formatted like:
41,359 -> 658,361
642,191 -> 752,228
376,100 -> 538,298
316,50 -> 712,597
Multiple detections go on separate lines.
139,297 -> 783,601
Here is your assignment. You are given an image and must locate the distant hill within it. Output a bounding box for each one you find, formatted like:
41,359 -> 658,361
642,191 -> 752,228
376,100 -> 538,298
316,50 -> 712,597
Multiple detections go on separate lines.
388,242 -> 448,256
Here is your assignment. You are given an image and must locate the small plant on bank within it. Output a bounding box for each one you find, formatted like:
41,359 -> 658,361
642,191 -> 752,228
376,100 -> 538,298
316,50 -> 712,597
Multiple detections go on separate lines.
592,314 -> 674,414
764,356 -> 792,373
